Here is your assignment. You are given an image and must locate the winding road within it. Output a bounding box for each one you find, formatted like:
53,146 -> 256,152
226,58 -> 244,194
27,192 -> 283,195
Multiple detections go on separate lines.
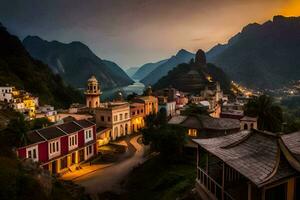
74,135 -> 147,196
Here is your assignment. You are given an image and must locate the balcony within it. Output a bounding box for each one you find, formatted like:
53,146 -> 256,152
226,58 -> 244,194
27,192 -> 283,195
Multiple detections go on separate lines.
196,166 -> 234,200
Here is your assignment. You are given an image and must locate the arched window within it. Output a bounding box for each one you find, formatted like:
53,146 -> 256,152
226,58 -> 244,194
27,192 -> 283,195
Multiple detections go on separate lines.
250,123 -> 254,129
244,123 -> 248,130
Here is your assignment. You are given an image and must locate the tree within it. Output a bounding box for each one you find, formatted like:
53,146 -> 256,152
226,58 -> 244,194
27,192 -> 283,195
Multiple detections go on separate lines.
4,114 -> 30,147
142,125 -> 187,162
30,118 -> 53,130
245,95 -> 283,132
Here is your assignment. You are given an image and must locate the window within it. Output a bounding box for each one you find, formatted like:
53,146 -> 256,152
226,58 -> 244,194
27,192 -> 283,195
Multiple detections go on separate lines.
132,111 -> 135,116
49,140 -> 60,159
101,116 -> 105,122
84,128 -> 93,143
125,113 -> 128,119
108,116 -> 111,122
114,115 -> 118,122
141,109 -> 144,113
26,145 -> 38,162
137,110 -> 140,114
119,114 -> 123,120
69,134 -> 78,150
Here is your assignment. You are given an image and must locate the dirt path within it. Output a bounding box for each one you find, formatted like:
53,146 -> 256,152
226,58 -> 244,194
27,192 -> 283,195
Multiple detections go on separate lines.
74,135 -> 147,196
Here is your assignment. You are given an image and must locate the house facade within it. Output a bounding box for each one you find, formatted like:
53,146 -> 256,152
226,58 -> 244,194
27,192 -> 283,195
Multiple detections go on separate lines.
133,96 -> 158,115
95,102 -> 131,140
17,119 -> 97,175
130,103 -> 145,133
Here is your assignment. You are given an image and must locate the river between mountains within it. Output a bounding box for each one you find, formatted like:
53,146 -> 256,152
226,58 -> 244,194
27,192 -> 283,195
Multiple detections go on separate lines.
101,80 -> 145,100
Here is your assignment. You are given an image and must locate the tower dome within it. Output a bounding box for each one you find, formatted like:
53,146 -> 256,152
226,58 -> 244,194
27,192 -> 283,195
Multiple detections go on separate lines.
85,75 -> 101,108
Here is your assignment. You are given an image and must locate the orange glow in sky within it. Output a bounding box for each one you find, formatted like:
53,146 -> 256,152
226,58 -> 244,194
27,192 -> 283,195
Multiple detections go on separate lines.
281,0 -> 300,16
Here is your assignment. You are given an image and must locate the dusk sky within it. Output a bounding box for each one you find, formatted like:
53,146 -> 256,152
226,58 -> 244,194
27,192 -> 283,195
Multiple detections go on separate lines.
0,0 -> 299,68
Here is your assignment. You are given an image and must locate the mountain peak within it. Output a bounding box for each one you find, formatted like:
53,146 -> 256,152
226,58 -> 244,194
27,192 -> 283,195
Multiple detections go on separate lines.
23,35 -> 44,43
176,49 -> 192,57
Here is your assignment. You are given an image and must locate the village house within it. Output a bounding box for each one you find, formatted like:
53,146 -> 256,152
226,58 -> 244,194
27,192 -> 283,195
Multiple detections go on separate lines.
0,86 -> 14,102
130,102 -> 145,133
157,96 -> 176,117
133,96 -> 158,115
169,115 -> 240,148
193,129 -> 300,200
36,105 -> 58,122
95,102 -> 131,140
17,119 -> 97,175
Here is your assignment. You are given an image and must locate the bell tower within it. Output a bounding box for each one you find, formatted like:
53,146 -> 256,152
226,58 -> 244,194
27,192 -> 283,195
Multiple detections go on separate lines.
85,75 -> 101,108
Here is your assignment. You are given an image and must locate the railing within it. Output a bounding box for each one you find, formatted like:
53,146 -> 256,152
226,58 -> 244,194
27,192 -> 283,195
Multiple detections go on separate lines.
197,167 -> 234,200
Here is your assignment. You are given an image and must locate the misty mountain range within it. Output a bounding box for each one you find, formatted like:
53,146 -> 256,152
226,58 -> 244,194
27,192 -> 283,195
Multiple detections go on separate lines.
2,15 -> 300,96
23,36 -> 133,90
206,15 -> 300,89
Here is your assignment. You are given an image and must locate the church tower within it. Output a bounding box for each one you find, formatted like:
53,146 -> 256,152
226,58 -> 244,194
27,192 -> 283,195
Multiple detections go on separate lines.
85,75 -> 101,108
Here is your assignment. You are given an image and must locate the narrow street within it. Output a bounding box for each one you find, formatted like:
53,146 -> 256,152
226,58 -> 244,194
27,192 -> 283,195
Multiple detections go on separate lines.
73,135 -> 147,196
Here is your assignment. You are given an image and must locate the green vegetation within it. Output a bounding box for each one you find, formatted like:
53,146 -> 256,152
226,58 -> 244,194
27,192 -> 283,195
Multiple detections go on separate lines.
142,110 -> 188,162
0,24 -> 83,108
245,95 -> 283,132
281,96 -> 300,133
123,156 -> 196,200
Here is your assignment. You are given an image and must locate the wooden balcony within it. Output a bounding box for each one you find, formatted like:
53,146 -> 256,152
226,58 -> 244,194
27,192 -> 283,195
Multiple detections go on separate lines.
196,166 -> 234,200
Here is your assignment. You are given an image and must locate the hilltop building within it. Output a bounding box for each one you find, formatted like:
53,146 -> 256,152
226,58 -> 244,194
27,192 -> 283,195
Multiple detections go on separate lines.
0,86 -> 38,119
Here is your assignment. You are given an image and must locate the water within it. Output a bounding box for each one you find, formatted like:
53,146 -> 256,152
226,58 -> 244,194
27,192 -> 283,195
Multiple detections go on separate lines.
101,80 -> 145,101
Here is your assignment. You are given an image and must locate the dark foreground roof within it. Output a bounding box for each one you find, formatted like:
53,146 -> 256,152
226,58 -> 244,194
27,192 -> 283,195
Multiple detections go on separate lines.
193,130 -> 300,187
75,119 -> 95,128
57,121 -> 82,134
169,115 -> 240,131
22,120 -> 96,147
37,126 -> 67,140
26,131 -> 46,145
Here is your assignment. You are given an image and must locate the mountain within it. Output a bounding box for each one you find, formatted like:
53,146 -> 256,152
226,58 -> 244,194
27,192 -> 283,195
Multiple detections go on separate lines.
22,36 -> 133,89
0,24 -> 82,108
132,59 -> 167,80
141,49 -> 195,86
153,49 -> 231,93
126,67 -> 139,77
207,15 -> 300,89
